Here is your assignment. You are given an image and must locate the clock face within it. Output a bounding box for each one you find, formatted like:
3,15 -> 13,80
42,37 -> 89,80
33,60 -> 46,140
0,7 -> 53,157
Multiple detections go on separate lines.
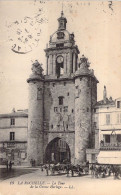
57,56 -> 63,63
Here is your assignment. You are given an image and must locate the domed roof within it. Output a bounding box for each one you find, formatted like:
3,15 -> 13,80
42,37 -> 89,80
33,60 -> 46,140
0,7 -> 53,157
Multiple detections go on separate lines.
50,29 -> 70,43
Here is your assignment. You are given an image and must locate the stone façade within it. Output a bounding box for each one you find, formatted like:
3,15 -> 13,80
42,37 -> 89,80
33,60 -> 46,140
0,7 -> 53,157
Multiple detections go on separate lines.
27,11 -> 98,165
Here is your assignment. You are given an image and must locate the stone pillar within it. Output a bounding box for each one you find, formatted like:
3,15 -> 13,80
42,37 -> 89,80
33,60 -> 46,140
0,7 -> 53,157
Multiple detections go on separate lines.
27,75 -> 44,165
70,51 -> 73,74
48,55 -> 53,75
48,56 -> 51,75
67,53 -> 70,75
53,54 -> 56,75
64,53 -> 67,74
46,56 -> 48,75
52,55 -> 53,74
73,53 -> 76,73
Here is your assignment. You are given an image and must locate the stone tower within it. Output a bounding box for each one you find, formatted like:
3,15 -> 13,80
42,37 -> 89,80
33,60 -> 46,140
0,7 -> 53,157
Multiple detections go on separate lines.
74,56 -> 98,164
27,61 -> 44,165
27,12 -> 98,165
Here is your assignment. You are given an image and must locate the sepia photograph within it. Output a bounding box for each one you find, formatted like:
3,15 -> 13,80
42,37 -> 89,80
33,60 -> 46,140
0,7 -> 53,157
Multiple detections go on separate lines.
0,1 -> 121,194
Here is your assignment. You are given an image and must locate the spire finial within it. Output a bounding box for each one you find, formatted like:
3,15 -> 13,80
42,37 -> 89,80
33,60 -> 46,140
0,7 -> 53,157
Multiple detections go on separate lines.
61,2 -> 64,17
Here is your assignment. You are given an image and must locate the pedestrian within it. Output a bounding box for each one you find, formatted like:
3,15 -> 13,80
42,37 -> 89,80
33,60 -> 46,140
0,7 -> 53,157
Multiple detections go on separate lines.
46,164 -> 49,176
114,166 -> 120,179
33,159 -> 36,167
30,159 -> 33,167
6,160 -> 8,170
90,164 -> 95,177
71,166 -> 74,177
9,161 -> 12,170
66,165 -> 69,177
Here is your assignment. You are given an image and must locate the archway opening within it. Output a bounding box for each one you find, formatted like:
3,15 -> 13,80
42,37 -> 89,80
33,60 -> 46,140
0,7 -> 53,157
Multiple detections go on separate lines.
45,138 -> 71,164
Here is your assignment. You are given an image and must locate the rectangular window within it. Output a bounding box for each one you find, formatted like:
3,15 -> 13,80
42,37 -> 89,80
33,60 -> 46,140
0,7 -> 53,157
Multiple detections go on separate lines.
63,106 -> 68,112
56,43 -> 64,48
105,135 -> 110,143
67,92 -> 69,96
58,96 -> 64,105
87,108 -> 89,112
10,118 -> 15,125
54,107 -> 58,112
60,107 -> 62,112
10,132 -> 15,141
106,114 -> 110,125
92,154 -> 95,162
75,86 -> 79,98
37,88 -> 42,100
117,135 -> 121,142
117,101 -> 120,108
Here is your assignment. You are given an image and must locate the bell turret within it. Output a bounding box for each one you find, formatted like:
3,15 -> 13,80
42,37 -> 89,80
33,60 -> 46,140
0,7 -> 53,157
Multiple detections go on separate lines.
58,11 -> 67,30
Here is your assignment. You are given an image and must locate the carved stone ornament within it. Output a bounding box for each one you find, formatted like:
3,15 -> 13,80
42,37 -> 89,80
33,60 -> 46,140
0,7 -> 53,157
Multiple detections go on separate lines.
31,60 -> 44,77
80,55 -> 90,67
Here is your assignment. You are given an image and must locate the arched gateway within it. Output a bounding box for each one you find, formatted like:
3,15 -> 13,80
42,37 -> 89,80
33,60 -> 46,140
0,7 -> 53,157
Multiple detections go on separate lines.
45,138 -> 71,164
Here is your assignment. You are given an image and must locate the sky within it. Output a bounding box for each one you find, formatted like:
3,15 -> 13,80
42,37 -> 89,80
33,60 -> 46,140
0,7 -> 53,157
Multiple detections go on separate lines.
0,0 -> 121,114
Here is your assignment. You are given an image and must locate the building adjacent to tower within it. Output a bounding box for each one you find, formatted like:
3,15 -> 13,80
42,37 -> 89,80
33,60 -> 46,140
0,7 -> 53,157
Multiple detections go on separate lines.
27,11 -> 98,165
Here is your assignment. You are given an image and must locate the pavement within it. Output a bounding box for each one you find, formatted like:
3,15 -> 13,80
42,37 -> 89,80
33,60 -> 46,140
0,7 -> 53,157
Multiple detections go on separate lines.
0,167 -> 121,195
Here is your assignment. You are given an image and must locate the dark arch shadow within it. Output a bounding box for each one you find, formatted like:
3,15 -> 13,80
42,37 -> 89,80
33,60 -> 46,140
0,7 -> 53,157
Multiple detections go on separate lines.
44,137 -> 71,164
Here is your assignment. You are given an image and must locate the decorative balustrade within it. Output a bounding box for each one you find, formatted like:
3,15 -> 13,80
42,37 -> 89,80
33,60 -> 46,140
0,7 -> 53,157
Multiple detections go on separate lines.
100,142 -> 121,150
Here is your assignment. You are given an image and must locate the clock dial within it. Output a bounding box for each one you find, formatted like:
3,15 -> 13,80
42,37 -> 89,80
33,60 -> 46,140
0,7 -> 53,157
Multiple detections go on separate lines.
57,56 -> 63,63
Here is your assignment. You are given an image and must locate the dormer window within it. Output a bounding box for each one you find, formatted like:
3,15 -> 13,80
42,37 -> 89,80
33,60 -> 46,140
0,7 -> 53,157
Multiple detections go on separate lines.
57,32 -> 65,39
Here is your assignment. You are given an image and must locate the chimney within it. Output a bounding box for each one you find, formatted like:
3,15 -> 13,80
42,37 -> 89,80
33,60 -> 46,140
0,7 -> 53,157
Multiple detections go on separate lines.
103,86 -> 107,104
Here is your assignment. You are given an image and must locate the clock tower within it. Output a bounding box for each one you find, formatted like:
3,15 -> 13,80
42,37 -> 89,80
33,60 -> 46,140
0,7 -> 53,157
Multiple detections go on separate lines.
45,11 -> 80,78
27,11 -> 98,165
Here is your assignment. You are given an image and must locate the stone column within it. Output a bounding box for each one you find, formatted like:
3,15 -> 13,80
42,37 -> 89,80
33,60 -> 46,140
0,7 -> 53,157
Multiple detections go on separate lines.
46,56 -> 48,75
67,53 -> 70,74
64,53 -> 67,74
48,55 -> 53,75
70,51 -> 73,74
73,53 -> 76,73
53,54 -> 56,76
48,56 -> 51,75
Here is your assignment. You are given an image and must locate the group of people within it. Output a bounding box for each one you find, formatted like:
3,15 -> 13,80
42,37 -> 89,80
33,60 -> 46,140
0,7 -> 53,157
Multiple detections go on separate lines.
41,162 -> 121,179
41,162 -> 89,177
90,164 -> 121,179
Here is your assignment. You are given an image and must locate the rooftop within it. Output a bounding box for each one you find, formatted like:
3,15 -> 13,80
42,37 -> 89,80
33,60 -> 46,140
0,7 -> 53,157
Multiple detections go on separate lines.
0,109 -> 28,118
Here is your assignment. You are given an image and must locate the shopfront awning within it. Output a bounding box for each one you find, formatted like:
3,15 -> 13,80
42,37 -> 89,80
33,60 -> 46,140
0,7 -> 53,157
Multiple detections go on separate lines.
97,151 -> 121,164
101,130 -> 121,135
